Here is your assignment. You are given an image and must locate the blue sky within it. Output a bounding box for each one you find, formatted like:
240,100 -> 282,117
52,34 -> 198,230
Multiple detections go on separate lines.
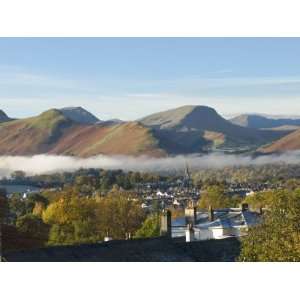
1,38 -> 300,120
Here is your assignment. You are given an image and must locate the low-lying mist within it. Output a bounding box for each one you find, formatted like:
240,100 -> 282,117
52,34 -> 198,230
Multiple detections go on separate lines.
1,152 -> 300,178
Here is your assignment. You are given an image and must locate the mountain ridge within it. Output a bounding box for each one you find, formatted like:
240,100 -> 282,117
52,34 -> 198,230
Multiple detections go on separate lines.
140,105 -> 287,154
0,105 -> 293,157
0,109 -> 165,157
230,114 -> 300,129
0,110 -> 12,123
58,107 -> 100,124
259,128 -> 300,153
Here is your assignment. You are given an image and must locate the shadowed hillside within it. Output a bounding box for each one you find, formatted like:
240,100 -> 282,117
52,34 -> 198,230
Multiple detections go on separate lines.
259,128 -> 300,153
230,114 -> 300,129
140,105 -> 288,153
59,107 -> 100,124
0,109 -> 12,123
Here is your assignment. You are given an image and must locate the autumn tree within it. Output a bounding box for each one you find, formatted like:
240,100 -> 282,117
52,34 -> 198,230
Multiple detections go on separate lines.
246,190 -> 276,210
8,192 -> 49,223
134,214 -> 160,239
42,189 -> 99,245
199,185 -> 237,209
239,189 -> 300,261
96,190 -> 146,240
26,193 -> 48,214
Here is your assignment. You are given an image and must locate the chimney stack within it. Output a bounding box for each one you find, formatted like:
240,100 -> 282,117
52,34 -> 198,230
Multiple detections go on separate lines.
185,223 -> 195,243
185,200 -> 197,225
160,209 -> 172,238
208,205 -> 214,222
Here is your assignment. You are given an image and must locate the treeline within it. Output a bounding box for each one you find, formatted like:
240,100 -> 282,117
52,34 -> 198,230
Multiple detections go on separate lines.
1,169 -> 177,191
193,164 -> 300,185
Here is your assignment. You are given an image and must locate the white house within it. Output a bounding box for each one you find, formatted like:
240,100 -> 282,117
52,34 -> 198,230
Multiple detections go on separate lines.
172,208 -> 261,241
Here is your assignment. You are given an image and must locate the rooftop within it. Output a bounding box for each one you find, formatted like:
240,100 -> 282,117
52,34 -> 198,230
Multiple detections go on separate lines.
3,237 -> 241,262
172,208 -> 261,229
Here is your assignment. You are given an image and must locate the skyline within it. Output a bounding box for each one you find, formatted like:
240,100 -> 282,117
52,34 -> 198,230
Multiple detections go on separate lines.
1,38 -> 300,120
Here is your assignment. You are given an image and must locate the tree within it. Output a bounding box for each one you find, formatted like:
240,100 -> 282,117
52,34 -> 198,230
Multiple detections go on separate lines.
246,190 -> 276,210
8,193 -> 26,221
199,185 -> 229,209
0,189 -> 9,258
11,170 -> 26,181
26,193 -> 48,214
32,201 -> 46,217
134,214 -> 160,238
16,214 -> 49,248
7,192 -> 49,224
96,190 -> 146,240
239,189 -> 300,261
42,190 -> 99,245
0,188 -> 9,224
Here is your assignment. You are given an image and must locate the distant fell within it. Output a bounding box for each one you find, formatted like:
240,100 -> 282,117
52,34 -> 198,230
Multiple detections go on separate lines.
0,109 -> 165,157
0,109 -> 12,123
259,128 -> 300,153
140,105 -> 287,154
0,109 -> 73,155
230,114 -> 300,129
140,105 -> 219,130
0,105 -> 293,157
59,107 -> 100,124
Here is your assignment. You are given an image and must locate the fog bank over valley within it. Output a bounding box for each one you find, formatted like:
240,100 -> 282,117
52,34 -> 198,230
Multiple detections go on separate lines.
0,152 -> 300,178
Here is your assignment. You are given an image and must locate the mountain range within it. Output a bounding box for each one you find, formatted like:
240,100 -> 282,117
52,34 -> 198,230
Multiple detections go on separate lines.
139,106 -> 288,154
259,129 -> 300,153
230,114 -> 300,130
0,105 -> 298,157
0,110 -> 12,123
59,107 -> 100,124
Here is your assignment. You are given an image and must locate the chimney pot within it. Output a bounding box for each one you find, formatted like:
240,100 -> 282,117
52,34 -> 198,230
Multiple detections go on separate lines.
185,200 -> 197,225
208,205 -> 214,222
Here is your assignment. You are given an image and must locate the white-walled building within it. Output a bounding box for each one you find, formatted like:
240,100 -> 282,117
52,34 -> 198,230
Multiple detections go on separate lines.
172,208 -> 261,241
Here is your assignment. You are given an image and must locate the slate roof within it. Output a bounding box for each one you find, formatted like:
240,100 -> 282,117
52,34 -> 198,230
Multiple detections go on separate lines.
172,209 -> 261,229
3,237 -> 241,262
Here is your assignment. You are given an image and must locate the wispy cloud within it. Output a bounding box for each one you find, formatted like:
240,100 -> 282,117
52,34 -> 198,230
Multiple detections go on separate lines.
1,65 -> 300,119
0,65 -> 96,94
